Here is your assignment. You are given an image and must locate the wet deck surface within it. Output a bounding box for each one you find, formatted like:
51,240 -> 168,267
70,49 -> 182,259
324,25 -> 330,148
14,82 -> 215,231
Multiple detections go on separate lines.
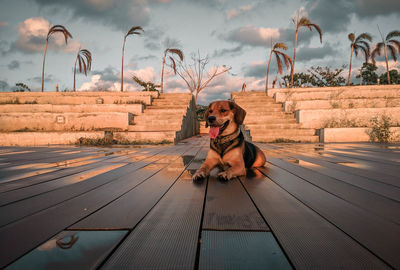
0,136 -> 399,269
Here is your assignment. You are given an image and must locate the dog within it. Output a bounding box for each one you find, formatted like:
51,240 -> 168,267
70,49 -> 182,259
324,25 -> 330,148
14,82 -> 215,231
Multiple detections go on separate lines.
192,100 -> 266,181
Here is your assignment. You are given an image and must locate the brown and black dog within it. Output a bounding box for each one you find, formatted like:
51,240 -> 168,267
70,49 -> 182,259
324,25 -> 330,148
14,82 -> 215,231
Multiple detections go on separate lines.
192,100 -> 266,181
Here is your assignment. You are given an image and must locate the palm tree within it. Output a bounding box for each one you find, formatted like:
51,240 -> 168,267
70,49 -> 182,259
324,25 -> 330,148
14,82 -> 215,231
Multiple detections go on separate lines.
73,48 -> 92,91
160,48 -> 183,93
347,32 -> 372,85
121,26 -> 143,92
41,25 -> 72,92
290,16 -> 322,88
265,42 -> 292,93
372,28 -> 400,84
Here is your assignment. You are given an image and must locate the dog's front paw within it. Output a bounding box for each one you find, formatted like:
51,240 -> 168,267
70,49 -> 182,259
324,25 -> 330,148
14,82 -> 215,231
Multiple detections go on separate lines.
217,171 -> 233,182
192,169 -> 208,182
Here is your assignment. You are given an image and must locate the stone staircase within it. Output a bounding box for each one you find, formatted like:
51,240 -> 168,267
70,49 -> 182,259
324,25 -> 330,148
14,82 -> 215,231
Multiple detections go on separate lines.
232,91 -> 319,142
122,93 -> 198,143
0,91 -> 198,146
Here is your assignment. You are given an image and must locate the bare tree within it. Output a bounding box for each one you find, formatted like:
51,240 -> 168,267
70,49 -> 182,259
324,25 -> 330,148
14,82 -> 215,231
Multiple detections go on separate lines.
160,48 -> 183,93
174,52 -> 231,103
73,48 -> 92,91
121,26 -> 143,92
41,25 -> 72,92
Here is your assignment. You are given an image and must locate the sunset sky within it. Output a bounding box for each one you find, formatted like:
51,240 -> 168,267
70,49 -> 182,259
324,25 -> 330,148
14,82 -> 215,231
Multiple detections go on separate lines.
0,0 -> 399,104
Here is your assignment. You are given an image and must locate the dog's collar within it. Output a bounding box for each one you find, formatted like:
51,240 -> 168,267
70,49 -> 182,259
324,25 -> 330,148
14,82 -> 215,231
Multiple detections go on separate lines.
214,128 -> 240,144
210,128 -> 243,157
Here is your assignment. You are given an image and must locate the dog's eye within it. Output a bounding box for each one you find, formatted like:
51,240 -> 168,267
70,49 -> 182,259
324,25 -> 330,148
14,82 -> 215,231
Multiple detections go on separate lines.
220,109 -> 226,113
209,110 -> 213,113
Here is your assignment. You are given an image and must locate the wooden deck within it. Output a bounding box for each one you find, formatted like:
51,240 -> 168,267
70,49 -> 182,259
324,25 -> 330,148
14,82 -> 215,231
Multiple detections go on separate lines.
0,136 -> 399,269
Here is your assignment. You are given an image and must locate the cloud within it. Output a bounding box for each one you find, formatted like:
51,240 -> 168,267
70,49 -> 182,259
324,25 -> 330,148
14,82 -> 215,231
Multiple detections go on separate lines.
28,74 -> 55,83
7,60 -> 20,70
11,17 -> 81,54
0,21 -> 8,29
226,4 -> 254,20
226,25 -> 280,47
295,42 -> 339,62
243,61 -> 282,78
212,45 -> 243,58
0,80 -> 10,91
352,0 -> 400,18
80,66 -> 157,91
33,0 -> 150,30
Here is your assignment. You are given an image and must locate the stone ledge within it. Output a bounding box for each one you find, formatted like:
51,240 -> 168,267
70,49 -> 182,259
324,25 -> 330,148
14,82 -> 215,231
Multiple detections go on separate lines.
320,127 -> 400,142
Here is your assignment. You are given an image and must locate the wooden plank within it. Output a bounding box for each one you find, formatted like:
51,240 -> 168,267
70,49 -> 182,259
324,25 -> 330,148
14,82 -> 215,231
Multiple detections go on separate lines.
296,154 -> 400,188
0,145 -> 192,268
202,175 -> 269,231
286,156 -> 400,202
101,152 -> 207,270
70,146 -> 202,229
326,149 -> 400,167
260,164 -> 400,269
198,231 -> 291,270
269,157 -> 400,224
0,146 -> 187,227
240,169 -> 390,270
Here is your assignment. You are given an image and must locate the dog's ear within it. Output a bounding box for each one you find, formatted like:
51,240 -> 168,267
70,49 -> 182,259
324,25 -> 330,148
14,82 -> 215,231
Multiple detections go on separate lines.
229,101 -> 246,125
204,103 -> 212,128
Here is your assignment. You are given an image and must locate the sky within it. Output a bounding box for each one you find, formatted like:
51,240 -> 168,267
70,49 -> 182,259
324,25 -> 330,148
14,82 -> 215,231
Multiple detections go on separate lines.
0,0 -> 399,104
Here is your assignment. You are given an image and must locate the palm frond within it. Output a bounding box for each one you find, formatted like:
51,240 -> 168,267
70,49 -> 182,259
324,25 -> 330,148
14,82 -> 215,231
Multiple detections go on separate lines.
298,17 -> 311,27
76,49 -> 92,75
388,39 -> 400,52
275,50 -> 292,69
387,44 -> 398,62
272,76 -> 278,88
355,32 -> 372,43
169,56 -> 177,74
125,26 -> 144,38
358,46 -> 369,62
78,55 -> 82,74
357,40 -> 370,52
47,25 -> 72,44
371,45 -> 383,65
309,23 -> 322,43
273,42 -> 288,50
386,30 -> 400,41
275,53 -> 283,74
348,33 -> 355,43
167,48 -> 184,61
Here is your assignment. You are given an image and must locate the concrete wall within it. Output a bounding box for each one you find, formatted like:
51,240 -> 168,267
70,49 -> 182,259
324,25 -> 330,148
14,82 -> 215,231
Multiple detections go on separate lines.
0,131 -> 104,146
177,95 -> 199,141
320,127 -> 400,142
0,112 -> 131,131
296,107 -> 400,129
0,104 -> 144,114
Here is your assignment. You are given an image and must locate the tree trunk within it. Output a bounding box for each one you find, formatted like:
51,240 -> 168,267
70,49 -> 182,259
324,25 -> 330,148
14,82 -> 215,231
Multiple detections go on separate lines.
121,37 -> 126,92
160,51 -> 167,94
195,90 -> 199,104
347,45 -> 354,86
265,50 -> 273,94
73,54 -> 78,92
360,66 -> 362,85
41,40 -> 49,92
290,29 -> 298,88
383,44 -> 391,84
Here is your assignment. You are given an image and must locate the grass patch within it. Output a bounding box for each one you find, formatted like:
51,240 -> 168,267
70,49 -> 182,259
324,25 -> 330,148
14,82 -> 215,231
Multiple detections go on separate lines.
76,137 -> 172,146
368,115 -> 393,143
270,138 -> 300,143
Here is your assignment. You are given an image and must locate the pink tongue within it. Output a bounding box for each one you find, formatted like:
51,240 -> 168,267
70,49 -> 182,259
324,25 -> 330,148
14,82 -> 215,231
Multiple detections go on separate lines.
209,126 -> 220,139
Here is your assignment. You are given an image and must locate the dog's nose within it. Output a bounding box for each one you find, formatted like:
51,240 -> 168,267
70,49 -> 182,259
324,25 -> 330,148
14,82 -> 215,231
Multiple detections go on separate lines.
207,116 -> 216,122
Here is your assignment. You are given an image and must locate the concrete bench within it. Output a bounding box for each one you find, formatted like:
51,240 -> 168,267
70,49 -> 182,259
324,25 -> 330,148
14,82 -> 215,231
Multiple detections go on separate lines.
296,107 -> 400,128
283,98 -> 400,113
0,104 -> 144,114
320,127 -> 400,142
275,89 -> 400,103
267,85 -> 400,97
0,112 -> 132,131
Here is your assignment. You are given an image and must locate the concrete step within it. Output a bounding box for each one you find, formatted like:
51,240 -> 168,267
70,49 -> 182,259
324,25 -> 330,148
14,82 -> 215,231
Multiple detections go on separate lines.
232,91 -> 266,97
0,104 -> 144,115
0,112 -> 131,132
250,128 -> 316,136
128,124 -> 182,131
114,131 -> 176,143
252,134 -> 319,143
245,114 -> 295,121
246,108 -> 284,114
236,102 -> 282,108
244,118 -> 297,124
133,119 -> 183,126
147,105 -> 189,109
143,108 -> 187,115
245,123 -> 300,129
134,114 -> 184,121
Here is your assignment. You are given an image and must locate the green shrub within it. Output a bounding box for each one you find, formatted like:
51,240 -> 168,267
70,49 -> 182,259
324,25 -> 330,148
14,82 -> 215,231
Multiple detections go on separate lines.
369,115 -> 392,143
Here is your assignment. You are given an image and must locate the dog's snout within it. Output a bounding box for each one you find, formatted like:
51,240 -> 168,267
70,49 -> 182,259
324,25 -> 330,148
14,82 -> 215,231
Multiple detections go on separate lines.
207,116 -> 216,122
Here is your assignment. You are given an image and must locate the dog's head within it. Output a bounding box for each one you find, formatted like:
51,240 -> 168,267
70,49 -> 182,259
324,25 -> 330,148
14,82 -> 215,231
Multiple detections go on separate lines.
205,100 -> 246,139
